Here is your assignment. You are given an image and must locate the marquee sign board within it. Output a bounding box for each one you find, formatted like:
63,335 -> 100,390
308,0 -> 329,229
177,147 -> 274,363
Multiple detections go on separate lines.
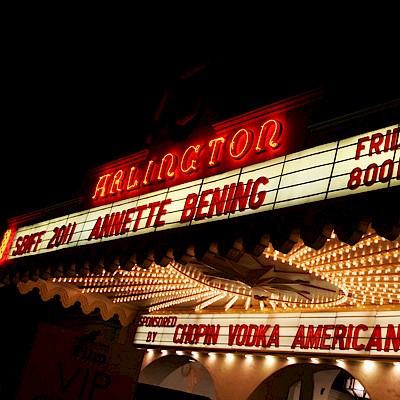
1,123 -> 399,262
133,311 -> 400,357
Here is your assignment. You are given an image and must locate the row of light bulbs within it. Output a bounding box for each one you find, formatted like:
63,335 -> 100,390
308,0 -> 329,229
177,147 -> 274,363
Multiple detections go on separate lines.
53,227 -> 399,311
143,348 -> 400,367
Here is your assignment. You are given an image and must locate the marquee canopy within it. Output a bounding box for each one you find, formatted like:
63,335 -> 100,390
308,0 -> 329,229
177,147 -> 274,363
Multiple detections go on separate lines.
1,90 -> 398,328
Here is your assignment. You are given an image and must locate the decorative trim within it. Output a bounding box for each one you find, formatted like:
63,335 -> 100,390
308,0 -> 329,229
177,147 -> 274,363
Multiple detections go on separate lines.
17,279 -> 137,327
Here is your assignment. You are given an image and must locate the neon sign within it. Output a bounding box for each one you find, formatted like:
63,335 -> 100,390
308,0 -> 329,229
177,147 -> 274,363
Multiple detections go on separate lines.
83,89 -> 317,210
91,120 -> 283,204
2,124 -> 398,262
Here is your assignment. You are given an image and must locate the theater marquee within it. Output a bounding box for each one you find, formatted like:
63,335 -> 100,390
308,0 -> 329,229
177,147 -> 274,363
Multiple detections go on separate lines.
1,123 -> 398,262
133,311 -> 400,357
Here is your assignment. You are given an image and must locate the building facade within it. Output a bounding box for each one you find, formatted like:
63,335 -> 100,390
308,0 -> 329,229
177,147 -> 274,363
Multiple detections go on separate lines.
1,88 -> 399,399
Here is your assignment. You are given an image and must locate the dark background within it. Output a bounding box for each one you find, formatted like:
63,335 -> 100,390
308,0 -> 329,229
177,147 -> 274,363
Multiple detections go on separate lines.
2,9 -> 399,235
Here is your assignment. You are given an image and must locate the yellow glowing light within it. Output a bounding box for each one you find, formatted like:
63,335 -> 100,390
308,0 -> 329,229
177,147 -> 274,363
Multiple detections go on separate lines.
52,226 -> 399,313
363,360 -> 375,370
0,229 -> 12,260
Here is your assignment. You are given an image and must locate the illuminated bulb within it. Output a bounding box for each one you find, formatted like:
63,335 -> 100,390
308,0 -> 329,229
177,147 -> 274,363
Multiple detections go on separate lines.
363,360 -> 374,369
225,295 -> 239,311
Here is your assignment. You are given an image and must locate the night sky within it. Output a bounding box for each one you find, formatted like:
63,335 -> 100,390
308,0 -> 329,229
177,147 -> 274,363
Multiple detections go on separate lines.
2,12 -> 399,235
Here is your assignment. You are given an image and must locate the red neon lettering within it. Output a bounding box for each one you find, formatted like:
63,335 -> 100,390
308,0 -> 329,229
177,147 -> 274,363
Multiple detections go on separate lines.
109,169 -> 125,195
229,129 -> 252,159
256,119 -> 282,151
158,153 -> 177,180
143,160 -> 155,186
91,118 -> 284,203
127,166 -> 140,190
208,137 -> 225,166
92,174 -> 111,199
181,145 -> 201,173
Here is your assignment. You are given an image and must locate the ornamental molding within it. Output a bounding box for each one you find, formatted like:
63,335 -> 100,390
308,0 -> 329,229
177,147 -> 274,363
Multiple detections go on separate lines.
17,279 -> 137,326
